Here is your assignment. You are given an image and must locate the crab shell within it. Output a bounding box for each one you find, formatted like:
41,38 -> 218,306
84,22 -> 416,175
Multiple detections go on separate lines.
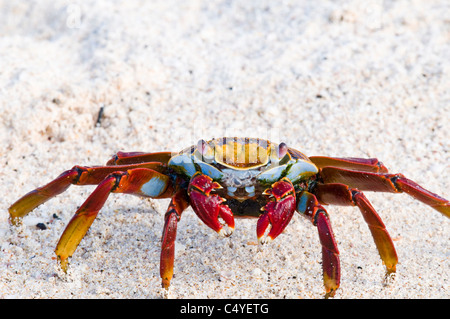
168,137 -> 318,207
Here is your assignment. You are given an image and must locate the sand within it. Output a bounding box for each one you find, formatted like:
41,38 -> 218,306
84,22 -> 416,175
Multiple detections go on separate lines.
0,0 -> 448,299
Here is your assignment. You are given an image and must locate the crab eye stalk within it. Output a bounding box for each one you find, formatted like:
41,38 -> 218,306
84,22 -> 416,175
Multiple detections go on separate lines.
197,139 -> 207,155
196,139 -> 214,161
277,142 -> 288,159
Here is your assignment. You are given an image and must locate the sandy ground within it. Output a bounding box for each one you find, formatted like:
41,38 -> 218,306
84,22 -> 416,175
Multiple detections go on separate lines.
0,0 -> 448,299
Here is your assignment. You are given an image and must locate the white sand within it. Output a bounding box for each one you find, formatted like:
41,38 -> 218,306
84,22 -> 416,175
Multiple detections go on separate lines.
0,0 -> 448,299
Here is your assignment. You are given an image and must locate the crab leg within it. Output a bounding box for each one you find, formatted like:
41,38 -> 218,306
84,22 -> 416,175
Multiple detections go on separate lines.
160,189 -> 190,289
107,151 -> 173,165
54,168 -> 173,271
309,156 -> 388,173
313,183 -> 398,273
297,191 -> 340,298
8,162 -> 166,224
320,167 -> 450,217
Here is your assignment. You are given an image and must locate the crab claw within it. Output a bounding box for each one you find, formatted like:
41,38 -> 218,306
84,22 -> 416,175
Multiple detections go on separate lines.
188,173 -> 235,237
257,177 -> 296,244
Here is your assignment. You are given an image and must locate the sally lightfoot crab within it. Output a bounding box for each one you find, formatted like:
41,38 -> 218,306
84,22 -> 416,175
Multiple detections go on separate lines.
8,137 -> 449,297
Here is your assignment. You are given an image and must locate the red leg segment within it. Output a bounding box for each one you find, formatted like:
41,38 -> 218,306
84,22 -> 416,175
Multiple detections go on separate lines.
8,162 -> 167,224
313,183 -> 398,273
160,189 -> 190,289
53,168 -> 173,271
55,174 -> 117,271
9,169 -> 80,224
309,156 -> 388,173
106,151 -> 173,165
320,167 -> 450,217
297,191 -> 340,298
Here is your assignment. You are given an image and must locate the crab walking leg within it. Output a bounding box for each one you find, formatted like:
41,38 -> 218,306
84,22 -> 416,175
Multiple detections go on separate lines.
320,167 -> 450,217
107,151 -> 173,165
55,168 -> 173,272
160,190 -> 190,289
309,156 -> 388,173
297,191 -> 340,298
9,169 -> 79,224
313,183 -> 398,273
8,162 -> 166,224
55,175 -> 116,271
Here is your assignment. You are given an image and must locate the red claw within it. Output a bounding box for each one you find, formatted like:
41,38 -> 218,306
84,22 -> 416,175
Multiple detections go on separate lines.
257,177 -> 296,244
188,173 -> 235,237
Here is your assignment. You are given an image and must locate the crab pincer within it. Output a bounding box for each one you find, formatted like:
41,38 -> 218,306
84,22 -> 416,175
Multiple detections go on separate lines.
188,173 -> 235,237
257,177 -> 296,244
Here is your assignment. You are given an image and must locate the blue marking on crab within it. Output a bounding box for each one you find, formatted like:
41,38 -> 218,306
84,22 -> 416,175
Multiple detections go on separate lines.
297,192 -> 309,214
284,160 -> 318,182
141,176 -> 168,197
168,154 -> 223,181
256,160 -> 319,185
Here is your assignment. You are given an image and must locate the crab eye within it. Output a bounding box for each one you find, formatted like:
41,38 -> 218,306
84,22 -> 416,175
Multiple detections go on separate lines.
277,142 -> 288,159
197,139 -> 207,155
196,139 -> 214,161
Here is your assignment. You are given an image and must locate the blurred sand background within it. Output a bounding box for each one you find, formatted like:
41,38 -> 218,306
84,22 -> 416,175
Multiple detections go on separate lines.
0,0 -> 448,299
